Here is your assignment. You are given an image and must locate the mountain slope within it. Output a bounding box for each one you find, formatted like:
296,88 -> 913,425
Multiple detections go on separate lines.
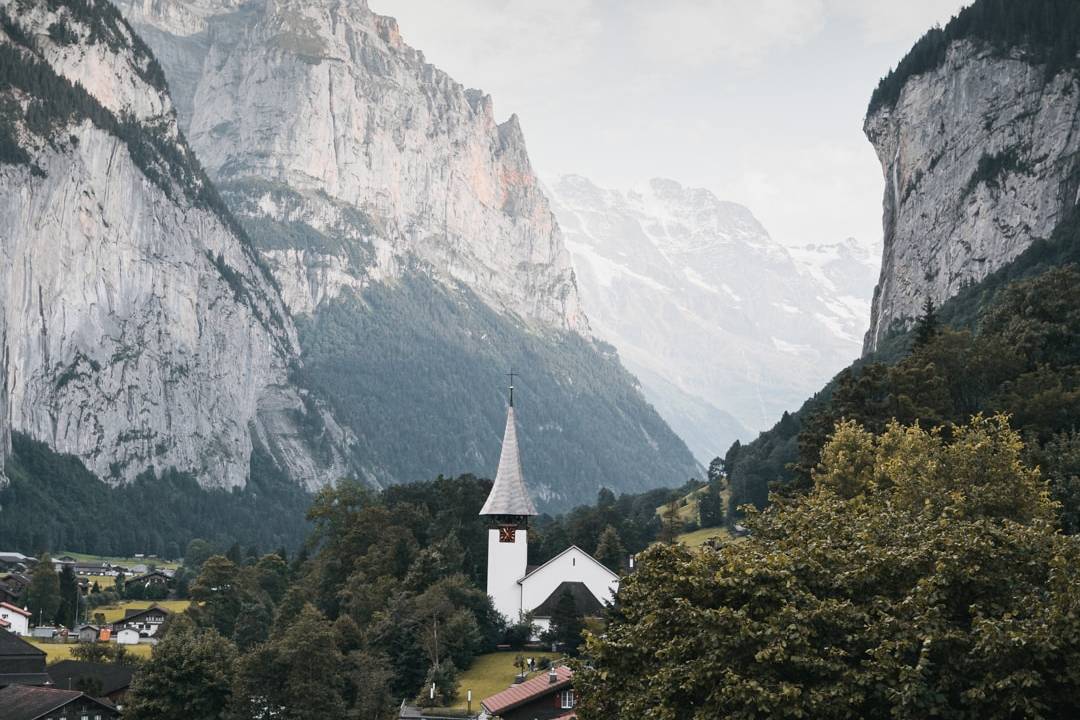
548,176 -> 876,462
115,0 -> 699,507
0,0 -> 351,491
727,0 -> 1080,513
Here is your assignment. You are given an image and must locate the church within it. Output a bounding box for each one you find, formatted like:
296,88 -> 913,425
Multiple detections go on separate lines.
479,383 -> 619,634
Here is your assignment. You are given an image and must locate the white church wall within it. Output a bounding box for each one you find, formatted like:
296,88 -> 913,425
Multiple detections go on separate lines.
520,547 -> 618,617
486,528 -> 529,621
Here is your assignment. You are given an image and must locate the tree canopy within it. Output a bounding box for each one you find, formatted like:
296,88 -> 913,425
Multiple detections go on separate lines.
576,415 -> 1080,719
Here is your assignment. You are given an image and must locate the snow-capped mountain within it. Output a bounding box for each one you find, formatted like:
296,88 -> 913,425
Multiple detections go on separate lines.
547,175 -> 878,461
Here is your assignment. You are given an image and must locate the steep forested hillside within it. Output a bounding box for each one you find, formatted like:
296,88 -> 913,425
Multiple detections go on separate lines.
292,275 -> 700,509
727,213 -> 1080,528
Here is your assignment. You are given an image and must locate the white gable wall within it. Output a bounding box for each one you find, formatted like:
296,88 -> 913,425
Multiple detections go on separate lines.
0,607 -> 29,636
520,547 -> 618,617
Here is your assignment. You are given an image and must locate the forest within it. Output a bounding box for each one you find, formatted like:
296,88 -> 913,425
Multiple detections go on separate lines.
726,207 -> 1080,529
869,0 -> 1080,113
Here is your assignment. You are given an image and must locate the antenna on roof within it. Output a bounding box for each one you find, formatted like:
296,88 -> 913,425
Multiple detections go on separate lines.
506,368 -> 519,407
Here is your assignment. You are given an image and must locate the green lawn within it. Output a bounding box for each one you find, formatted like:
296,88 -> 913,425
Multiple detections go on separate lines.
29,639 -> 152,664
435,650 -> 562,711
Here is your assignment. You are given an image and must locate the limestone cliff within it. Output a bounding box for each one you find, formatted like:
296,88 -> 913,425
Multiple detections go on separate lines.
118,0 -> 586,332
864,39 -> 1080,353
0,0 -> 352,489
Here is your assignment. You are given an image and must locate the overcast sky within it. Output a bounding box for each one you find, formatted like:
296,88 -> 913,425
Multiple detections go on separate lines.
371,0 -> 968,254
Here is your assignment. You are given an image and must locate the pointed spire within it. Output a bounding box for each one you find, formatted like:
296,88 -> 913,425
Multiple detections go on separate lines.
479,404 -> 538,517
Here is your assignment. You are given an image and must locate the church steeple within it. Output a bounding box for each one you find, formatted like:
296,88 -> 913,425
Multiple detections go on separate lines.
481,375 -> 536,622
479,394 -> 537,517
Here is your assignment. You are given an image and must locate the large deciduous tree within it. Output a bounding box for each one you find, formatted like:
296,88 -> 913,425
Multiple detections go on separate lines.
575,415 -> 1080,719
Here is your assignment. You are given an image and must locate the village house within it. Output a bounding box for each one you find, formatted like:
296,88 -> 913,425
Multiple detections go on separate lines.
0,602 -> 31,636
124,570 -> 171,593
0,684 -> 120,720
48,660 -> 134,708
480,665 -> 576,720
115,605 -> 170,639
0,629 -> 50,687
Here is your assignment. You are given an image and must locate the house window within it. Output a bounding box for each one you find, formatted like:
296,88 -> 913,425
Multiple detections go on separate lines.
561,689 -> 575,709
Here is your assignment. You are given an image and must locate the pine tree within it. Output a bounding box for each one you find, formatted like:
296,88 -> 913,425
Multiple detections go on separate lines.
914,296 -> 939,348
594,525 -> 626,572
549,588 -> 585,656
55,564 -> 79,627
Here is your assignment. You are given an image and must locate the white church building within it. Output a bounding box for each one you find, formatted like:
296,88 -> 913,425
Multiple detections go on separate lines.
479,386 -> 619,634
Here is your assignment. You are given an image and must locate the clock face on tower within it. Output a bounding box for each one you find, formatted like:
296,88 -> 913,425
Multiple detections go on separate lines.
499,525 -> 517,543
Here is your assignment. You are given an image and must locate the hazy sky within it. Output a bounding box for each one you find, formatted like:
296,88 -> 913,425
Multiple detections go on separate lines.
371,0 -> 968,254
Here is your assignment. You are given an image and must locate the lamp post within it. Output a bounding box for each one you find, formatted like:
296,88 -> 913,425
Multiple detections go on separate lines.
467,689 -> 472,714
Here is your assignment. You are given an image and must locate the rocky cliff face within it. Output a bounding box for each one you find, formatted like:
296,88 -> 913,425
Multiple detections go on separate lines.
118,0 -> 586,332
113,0 -> 698,506
0,0 -> 351,490
864,40 -> 1080,353
549,176 -> 876,461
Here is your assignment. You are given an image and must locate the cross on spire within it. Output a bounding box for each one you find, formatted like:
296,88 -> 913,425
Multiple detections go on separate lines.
507,369 -> 518,407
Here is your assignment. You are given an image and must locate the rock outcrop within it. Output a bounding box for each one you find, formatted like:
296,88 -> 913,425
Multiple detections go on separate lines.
0,0 -> 351,489
864,40 -> 1080,353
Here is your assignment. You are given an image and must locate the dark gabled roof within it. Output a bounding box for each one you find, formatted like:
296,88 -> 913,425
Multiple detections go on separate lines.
530,581 -> 605,619
0,684 -> 116,720
0,629 -> 46,658
122,605 -> 170,621
481,665 -> 573,715
48,660 -> 133,695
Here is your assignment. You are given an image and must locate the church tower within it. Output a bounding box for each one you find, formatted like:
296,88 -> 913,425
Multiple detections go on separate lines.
479,376 -> 538,622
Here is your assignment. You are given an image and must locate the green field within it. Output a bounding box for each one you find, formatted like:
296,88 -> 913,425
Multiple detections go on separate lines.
432,650 -> 562,711
29,639 -> 153,664
677,526 -> 735,547
92,600 -> 192,623
58,550 -> 180,571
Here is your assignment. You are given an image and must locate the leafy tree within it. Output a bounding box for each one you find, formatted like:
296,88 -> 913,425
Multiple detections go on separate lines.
343,650 -> 396,718
232,604 -> 346,720
185,539 -> 214,570
187,556 -> 247,637
593,525 -> 626,572
576,415 -> 1080,719
124,615 -> 237,720
26,553 -> 60,626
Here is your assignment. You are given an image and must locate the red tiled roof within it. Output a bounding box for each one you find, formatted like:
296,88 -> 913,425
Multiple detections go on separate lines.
481,666 -> 573,715
0,601 -> 31,617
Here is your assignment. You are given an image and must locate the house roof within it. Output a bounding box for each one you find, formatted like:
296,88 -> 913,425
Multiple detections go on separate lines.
0,684 -> 116,720
0,601 -> 31,617
530,581 -> 605,619
0,629 -> 46,658
481,665 -> 573,715
48,660 -> 134,695
479,405 -> 538,517
122,605 -> 170,621
518,545 -> 618,585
